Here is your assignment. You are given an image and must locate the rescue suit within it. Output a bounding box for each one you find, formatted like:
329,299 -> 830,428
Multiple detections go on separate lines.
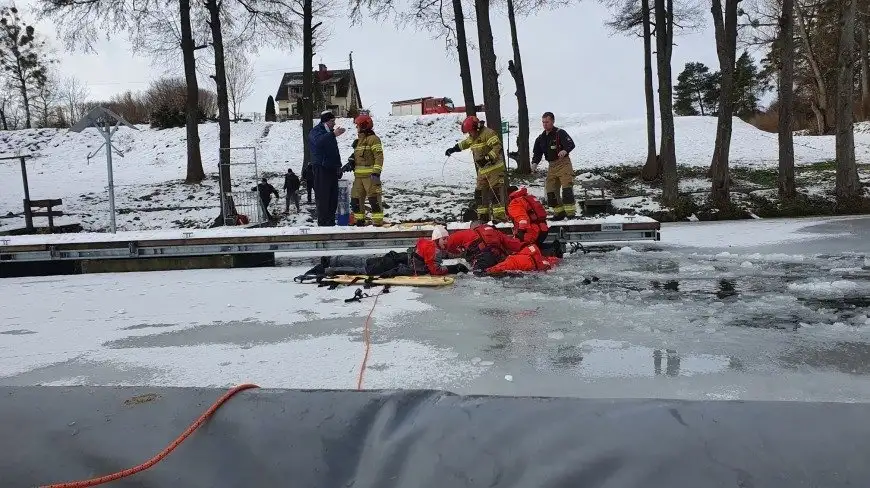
446,119 -> 508,222
507,187 -> 549,246
445,225 -> 523,272
485,244 -> 560,274
532,127 -> 576,219
349,123 -> 384,226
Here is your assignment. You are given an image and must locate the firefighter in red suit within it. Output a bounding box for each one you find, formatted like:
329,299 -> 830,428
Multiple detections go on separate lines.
445,223 -> 524,271
485,244 -> 561,274
506,186 -> 549,246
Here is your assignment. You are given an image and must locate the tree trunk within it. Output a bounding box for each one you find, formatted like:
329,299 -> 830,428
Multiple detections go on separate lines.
0,106 -> 7,130
796,5 -> 831,134
710,0 -> 739,209
835,0 -> 861,202
778,0 -> 796,200
656,0 -> 678,204
453,0 -> 476,116
206,0 -> 234,224
17,71 -> 31,129
506,0 -> 530,174
860,17 -> 870,120
180,0 -> 205,184
474,0 -> 502,136
641,0 -> 660,181
301,0 -> 314,173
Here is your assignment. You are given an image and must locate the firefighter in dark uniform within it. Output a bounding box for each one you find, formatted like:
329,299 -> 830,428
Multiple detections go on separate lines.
531,112 -> 576,220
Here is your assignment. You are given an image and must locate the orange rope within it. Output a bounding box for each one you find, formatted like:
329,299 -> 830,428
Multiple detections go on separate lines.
40,383 -> 260,488
356,289 -> 383,390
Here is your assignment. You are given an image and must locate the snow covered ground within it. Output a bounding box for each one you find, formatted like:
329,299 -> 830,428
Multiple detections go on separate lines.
5,216 -> 870,401
2,114 -> 868,232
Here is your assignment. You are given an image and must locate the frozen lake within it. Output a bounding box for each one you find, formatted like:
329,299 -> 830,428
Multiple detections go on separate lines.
4,216 -> 870,402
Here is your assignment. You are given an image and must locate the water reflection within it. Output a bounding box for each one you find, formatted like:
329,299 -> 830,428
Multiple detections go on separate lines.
653,349 -> 681,376
545,339 -> 730,378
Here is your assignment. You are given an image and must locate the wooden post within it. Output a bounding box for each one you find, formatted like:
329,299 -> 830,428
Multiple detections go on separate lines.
47,202 -> 55,232
20,156 -> 33,230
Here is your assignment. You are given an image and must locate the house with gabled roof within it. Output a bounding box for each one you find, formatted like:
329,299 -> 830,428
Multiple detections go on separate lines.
274,62 -> 362,120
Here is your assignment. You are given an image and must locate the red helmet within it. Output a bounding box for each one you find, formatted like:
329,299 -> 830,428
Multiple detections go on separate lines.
354,114 -> 373,131
461,115 -> 480,134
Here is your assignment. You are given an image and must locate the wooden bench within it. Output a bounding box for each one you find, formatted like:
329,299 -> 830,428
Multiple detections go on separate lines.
24,198 -> 64,232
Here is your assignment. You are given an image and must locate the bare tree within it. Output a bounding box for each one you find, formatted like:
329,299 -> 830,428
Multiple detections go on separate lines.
225,48 -> 255,121
835,0 -> 860,202
0,6 -> 52,129
59,76 -> 90,126
475,0 -> 503,136
604,0 -> 702,181
709,0 -> 741,208
506,0 -> 530,173
33,71 -> 60,127
202,0 -> 302,225
655,0 -> 679,204
777,0 -> 796,199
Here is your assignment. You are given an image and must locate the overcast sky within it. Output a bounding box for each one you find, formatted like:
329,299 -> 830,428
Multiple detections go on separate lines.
19,0 -> 726,121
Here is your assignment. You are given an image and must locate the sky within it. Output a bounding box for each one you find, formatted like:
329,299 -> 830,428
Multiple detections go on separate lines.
17,0 -> 726,121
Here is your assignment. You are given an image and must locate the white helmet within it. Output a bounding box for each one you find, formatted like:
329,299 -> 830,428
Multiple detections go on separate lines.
431,225 -> 449,240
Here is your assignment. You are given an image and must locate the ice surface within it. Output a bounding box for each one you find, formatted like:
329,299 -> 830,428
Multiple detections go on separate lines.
5,217 -> 870,401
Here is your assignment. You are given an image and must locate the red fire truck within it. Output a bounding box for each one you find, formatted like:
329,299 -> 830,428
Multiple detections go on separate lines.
390,97 -> 484,116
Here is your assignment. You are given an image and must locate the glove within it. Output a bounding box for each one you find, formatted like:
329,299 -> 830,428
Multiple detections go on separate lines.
341,158 -> 355,173
445,145 -> 459,157
475,155 -> 493,166
371,173 -> 381,185
516,230 -> 526,242
446,263 -> 469,274
352,139 -> 358,149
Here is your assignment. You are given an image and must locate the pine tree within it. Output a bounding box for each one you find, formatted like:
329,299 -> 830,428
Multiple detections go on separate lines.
265,95 -> 276,121
732,51 -> 767,118
674,62 -> 714,115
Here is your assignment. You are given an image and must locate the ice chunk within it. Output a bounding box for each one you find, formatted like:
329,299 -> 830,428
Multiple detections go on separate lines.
504,374 -> 513,382
479,360 -> 494,367
547,331 -> 565,340
470,357 -> 482,365
740,261 -> 755,268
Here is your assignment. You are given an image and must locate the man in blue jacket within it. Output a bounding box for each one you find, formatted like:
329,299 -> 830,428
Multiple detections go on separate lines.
308,111 -> 347,226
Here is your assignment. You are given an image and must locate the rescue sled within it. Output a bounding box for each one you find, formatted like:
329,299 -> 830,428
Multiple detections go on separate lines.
301,274 -> 455,288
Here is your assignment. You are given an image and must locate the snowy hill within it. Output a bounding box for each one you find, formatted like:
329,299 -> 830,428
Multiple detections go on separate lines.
0,114 -> 866,232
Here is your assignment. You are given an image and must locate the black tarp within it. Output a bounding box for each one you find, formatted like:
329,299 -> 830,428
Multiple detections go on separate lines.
3,386 -> 870,487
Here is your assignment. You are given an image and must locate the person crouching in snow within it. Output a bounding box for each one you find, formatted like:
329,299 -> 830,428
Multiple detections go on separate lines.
298,226 -> 469,279
484,243 -> 561,275
252,177 -> 280,220
445,221 -> 524,272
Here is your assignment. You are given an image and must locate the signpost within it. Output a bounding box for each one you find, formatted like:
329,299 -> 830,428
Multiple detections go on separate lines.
70,106 -> 138,234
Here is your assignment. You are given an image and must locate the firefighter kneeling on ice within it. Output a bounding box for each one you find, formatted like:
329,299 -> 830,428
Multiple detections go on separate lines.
445,115 -> 508,223
506,185 -> 564,258
343,114 -> 385,226
299,226 -> 469,278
